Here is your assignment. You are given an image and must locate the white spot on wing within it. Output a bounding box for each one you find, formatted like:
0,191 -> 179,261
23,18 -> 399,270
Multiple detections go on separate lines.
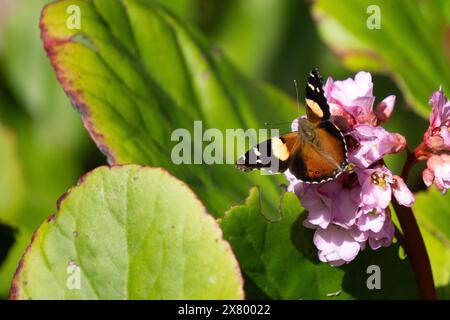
305,98 -> 324,118
272,138 -> 290,161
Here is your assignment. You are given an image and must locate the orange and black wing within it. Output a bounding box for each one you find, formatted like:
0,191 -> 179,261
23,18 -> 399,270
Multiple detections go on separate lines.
288,121 -> 348,183
305,68 -> 331,125
236,132 -> 300,174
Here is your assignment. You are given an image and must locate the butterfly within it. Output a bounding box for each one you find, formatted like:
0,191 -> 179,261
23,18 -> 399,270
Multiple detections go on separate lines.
236,68 -> 348,184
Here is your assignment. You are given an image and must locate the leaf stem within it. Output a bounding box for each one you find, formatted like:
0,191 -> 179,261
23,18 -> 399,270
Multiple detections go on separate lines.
394,150 -> 436,299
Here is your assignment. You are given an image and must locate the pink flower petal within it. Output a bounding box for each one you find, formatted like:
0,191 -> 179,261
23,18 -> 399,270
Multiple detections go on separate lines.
422,168 -> 434,187
368,219 -> 395,250
314,225 -> 362,265
424,88 -> 450,152
357,166 -> 392,209
332,186 -> 360,227
440,126 -> 450,147
374,95 -> 396,123
392,175 -> 415,207
350,125 -> 405,168
357,208 -> 386,233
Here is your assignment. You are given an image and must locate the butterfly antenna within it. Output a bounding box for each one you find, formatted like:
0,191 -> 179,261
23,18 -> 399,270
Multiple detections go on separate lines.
264,121 -> 292,127
294,80 -> 300,116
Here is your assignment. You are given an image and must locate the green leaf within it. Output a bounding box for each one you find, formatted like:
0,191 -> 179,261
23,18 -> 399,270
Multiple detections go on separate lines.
312,0 -> 450,118
413,188 -> 450,299
0,123 -> 24,227
40,0 -> 297,217
220,187 -> 418,299
10,165 -> 243,300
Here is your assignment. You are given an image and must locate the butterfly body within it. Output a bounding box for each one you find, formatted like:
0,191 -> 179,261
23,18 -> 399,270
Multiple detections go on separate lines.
297,117 -> 317,142
236,68 -> 348,184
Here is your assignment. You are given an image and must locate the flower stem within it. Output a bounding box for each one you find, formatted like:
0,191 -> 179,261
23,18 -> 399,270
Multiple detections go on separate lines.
395,151 -> 436,299
401,147 -> 418,179
392,201 -> 436,299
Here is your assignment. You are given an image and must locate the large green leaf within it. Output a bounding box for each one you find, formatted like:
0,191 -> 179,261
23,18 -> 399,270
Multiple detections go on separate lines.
40,0 -> 297,217
312,0 -> 450,118
220,187 -> 418,299
10,165 -> 243,300
413,188 -> 450,299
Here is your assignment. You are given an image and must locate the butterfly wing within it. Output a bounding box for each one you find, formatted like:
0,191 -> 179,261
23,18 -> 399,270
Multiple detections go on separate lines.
236,132 -> 300,174
305,68 -> 331,124
289,121 -> 348,183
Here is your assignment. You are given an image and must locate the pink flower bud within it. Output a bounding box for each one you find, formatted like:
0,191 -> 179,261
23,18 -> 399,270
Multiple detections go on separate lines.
423,88 -> 450,153
375,95 -> 396,123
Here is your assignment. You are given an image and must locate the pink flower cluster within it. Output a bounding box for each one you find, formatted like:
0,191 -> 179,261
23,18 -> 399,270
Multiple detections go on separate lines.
286,72 -> 414,266
420,88 -> 450,194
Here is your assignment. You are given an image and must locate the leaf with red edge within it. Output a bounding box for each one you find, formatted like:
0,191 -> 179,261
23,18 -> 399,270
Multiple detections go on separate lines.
10,165 -> 243,299
39,0 -> 297,217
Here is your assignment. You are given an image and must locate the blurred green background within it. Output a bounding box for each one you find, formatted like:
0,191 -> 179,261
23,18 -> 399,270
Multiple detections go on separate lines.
0,0 -> 448,299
